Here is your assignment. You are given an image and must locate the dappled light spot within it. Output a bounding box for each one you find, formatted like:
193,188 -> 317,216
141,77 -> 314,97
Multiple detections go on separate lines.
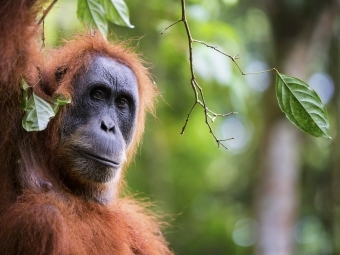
308,72 -> 334,104
294,215 -> 333,254
220,116 -> 252,153
294,215 -> 323,244
193,44 -> 233,85
187,5 -> 210,21
244,9 -> 271,42
232,218 -> 257,247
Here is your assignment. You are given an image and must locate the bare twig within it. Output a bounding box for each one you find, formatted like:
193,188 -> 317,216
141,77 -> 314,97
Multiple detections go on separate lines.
38,0 -> 58,25
161,0 -> 241,148
161,19 -> 183,35
38,0 -> 58,48
194,40 -> 278,75
161,0 -> 278,148
41,20 -> 45,48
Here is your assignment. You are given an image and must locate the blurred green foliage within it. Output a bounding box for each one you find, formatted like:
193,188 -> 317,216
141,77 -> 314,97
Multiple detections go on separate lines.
44,0 -> 339,254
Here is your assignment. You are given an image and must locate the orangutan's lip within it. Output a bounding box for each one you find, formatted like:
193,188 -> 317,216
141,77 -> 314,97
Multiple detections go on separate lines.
79,151 -> 120,168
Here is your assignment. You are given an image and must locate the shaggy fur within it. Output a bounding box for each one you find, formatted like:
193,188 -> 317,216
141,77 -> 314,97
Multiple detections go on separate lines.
0,1 -> 172,254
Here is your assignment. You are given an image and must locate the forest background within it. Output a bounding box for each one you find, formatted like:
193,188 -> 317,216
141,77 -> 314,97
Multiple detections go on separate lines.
44,0 -> 340,254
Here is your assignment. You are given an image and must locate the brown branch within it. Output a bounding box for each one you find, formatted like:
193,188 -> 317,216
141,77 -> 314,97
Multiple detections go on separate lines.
41,20 -> 45,48
161,0 -> 237,148
160,19 -> 183,35
38,0 -> 58,25
180,99 -> 197,135
193,40 -> 277,75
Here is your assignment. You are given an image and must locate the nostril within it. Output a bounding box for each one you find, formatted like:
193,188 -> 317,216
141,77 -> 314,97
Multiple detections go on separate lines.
101,118 -> 115,133
101,121 -> 108,132
108,125 -> 115,133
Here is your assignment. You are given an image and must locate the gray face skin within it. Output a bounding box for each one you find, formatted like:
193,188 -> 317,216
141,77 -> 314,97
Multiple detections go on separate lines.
56,56 -> 139,203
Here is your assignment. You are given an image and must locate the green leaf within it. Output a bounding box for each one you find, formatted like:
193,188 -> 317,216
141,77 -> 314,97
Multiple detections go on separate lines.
100,0 -> 134,28
275,72 -> 331,138
20,76 -> 30,91
22,93 -> 56,132
77,0 -> 108,37
52,94 -> 71,114
20,76 -> 30,110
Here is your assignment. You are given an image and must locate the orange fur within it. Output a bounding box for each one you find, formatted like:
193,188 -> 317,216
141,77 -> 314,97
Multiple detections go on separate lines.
0,1 -> 172,254
1,192 -> 171,254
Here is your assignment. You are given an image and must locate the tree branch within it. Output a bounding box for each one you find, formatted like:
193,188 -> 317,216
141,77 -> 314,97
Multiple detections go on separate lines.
38,0 -> 58,25
160,0 -> 280,148
161,0 -> 239,148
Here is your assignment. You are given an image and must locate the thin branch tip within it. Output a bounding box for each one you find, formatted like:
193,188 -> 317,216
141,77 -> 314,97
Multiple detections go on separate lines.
162,0 -> 238,150
160,19 -> 183,35
38,0 -> 58,25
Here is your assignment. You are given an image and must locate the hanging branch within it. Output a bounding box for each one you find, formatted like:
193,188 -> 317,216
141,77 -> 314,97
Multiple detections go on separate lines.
38,0 -> 58,48
161,0 -> 331,146
161,0 -> 239,149
38,0 -> 58,25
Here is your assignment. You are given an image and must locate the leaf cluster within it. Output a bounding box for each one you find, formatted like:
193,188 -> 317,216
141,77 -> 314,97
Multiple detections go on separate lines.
21,77 -> 71,132
77,0 -> 134,38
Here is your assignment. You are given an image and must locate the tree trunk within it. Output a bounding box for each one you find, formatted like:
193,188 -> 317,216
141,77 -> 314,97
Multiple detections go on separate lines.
254,1 -> 338,254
